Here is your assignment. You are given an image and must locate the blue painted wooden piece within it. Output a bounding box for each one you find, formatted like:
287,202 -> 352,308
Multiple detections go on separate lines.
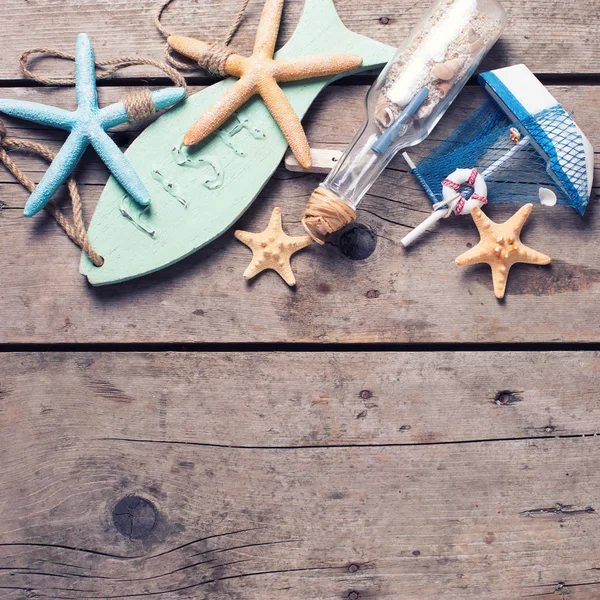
0,33 -> 185,217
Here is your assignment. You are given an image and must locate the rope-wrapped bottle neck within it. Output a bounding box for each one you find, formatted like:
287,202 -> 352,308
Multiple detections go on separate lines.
302,187 -> 357,244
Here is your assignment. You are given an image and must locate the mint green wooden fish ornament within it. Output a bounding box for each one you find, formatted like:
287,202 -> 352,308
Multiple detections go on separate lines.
80,0 -> 395,285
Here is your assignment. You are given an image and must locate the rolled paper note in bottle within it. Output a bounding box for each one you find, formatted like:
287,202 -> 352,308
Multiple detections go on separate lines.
302,0 -> 507,243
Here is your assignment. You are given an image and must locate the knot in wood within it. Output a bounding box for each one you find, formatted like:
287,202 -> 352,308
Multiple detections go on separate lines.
124,89 -> 156,123
198,42 -> 236,77
112,495 -> 158,540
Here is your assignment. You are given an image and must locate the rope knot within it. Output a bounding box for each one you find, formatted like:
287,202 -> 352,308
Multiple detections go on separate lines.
123,89 -> 156,122
198,42 -> 235,77
0,121 -> 7,144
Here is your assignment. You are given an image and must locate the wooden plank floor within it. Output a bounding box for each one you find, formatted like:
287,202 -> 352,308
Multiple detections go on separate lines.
1,1 -> 600,599
2,352 -> 600,600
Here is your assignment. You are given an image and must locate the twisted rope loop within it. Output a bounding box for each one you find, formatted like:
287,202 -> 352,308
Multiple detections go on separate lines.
6,45 -> 190,266
154,0 -> 250,75
0,121 -> 103,266
19,48 -> 187,89
19,49 -> 187,122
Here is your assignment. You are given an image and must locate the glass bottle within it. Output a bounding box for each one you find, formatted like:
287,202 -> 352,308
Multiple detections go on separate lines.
302,0 -> 507,243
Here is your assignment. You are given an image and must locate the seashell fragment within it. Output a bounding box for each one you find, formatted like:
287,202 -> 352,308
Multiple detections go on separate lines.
375,95 -> 397,129
431,57 -> 465,81
417,102 -> 435,120
509,127 -> 521,144
436,80 -> 452,99
539,187 -> 558,207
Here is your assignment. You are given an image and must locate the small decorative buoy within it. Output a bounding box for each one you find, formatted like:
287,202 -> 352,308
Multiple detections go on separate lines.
441,167 -> 488,215
401,167 -> 488,248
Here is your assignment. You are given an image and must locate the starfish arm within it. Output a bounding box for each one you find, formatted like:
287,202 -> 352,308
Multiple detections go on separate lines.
167,35 -> 211,62
258,80 -> 311,169
491,264 -> 510,299
75,33 -> 99,112
274,260 -> 297,286
167,36 -> 247,77
235,230 -> 261,251
287,235 -> 313,251
149,87 -> 187,112
253,0 -> 284,57
518,245 -> 552,266
273,55 -> 363,82
183,78 -> 256,146
0,100 -> 75,131
268,206 -> 284,230
23,131 -> 88,217
470,206 -> 494,234
455,243 -> 487,267
243,259 -> 268,280
99,88 -> 186,130
89,129 -> 151,207
505,202 -> 533,235
98,102 -> 130,130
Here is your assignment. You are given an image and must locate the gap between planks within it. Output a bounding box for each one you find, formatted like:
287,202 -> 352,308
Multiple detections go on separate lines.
4,342 -> 600,352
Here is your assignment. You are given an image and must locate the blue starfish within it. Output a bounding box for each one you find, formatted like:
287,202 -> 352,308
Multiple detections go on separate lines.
0,33 -> 186,217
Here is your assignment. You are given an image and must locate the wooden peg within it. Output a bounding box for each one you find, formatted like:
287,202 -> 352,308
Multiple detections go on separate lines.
285,148 -> 343,174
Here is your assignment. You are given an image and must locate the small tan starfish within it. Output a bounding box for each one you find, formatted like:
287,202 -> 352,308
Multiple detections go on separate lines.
168,0 -> 362,169
235,207 -> 312,285
456,203 -> 551,299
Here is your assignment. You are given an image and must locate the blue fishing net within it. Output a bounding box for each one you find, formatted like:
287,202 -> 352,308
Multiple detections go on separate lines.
411,101 -> 591,215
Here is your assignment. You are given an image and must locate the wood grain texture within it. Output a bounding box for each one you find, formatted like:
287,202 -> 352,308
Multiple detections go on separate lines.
1,351 -> 600,600
0,85 -> 598,343
0,0 -> 599,81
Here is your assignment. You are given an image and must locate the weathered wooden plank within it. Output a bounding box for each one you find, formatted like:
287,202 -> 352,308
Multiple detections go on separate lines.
4,352 -> 600,445
0,0 -> 599,81
1,352 -> 600,599
0,84 -> 598,343
1,85 -> 598,186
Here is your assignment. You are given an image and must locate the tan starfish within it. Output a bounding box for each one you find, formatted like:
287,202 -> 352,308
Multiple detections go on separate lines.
235,207 -> 312,285
456,203 -> 551,299
168,0 -> 362,169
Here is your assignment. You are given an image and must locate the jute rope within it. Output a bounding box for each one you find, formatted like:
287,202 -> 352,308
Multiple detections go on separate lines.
20,49 -> 188,87
0,121 -> 103,266
302,187 -> 357,245
154,0 -> 251,76
7,47 -> 187,265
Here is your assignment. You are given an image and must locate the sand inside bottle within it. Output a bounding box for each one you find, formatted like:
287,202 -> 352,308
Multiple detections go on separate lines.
376,0 -> 504,129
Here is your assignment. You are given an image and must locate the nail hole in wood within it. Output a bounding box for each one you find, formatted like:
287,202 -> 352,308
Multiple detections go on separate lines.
494,391 -> 522,406
112,495 -> 158,540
